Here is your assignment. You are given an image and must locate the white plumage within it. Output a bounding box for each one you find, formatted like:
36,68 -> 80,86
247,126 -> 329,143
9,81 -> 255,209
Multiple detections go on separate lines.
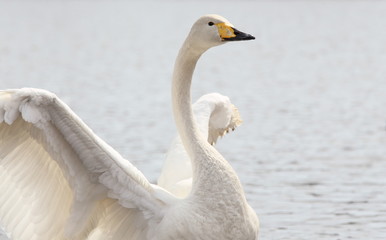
158,93 -> 242,198
0,14 -> 258,240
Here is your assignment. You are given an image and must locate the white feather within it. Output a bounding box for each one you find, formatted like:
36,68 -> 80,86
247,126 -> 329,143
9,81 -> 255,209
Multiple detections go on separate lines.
0,88 -> 176,239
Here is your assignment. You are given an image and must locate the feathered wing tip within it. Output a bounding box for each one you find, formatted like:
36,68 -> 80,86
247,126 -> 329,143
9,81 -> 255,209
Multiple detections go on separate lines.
208,103 -> 243,145
230,104 -> 243,129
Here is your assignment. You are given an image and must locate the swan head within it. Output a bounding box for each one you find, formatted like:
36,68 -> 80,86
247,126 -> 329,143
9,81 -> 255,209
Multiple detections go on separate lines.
187,14 -> 255,52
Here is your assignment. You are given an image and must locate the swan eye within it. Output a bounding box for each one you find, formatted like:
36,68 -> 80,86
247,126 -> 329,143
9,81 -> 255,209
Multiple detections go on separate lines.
208,22 -> 214,26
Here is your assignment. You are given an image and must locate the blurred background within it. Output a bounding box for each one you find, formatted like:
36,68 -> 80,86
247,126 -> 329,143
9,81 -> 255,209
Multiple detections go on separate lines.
1,0 -> 386,239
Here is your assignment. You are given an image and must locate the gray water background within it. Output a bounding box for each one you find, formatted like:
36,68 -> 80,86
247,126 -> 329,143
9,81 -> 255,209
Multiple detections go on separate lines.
0,1 -> 385,239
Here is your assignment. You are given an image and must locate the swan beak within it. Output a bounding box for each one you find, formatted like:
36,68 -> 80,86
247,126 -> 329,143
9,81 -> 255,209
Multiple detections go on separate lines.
216,23 -> 255,41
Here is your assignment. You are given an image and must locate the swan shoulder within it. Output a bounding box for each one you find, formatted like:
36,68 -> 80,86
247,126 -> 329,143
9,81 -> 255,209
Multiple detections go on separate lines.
0,88 -> 177,239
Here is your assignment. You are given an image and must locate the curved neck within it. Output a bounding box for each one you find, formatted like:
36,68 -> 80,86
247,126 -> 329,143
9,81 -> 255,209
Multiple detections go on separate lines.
171,38 -> 246,205
172,38 -> 218,185
171,40 -> 210,175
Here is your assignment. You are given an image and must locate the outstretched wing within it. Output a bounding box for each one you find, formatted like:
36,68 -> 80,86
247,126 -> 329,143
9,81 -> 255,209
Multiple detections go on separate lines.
204,93 -> 242,145
158,93 -> 242,197
0,88 -> 176,240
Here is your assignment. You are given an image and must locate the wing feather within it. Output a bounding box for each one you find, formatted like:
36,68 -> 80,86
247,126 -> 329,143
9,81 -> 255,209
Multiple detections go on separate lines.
205,94 -> 242,145
0,118 -> 74,239
0,88 -> 175,239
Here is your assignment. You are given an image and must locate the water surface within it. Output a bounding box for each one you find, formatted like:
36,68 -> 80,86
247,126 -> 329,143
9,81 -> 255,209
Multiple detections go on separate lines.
0,1 -> 385,239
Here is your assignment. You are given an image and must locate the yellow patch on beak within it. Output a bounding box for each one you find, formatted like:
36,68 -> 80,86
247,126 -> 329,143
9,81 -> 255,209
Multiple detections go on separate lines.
215,23 -> 236,40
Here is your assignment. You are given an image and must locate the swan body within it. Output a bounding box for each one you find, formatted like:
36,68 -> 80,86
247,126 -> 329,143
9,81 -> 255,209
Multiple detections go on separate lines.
0,14 -> 258,240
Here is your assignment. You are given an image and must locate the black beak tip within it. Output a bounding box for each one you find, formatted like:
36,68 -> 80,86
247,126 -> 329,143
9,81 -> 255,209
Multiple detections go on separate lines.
245,34 -> 255,40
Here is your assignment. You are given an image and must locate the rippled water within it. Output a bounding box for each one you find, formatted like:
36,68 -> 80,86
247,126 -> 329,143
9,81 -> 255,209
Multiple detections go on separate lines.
1,1 -> 386,239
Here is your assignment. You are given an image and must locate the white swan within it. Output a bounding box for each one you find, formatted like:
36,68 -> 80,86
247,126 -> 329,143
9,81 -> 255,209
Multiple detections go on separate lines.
158,93 -> 243,198
0,14 -> 258,240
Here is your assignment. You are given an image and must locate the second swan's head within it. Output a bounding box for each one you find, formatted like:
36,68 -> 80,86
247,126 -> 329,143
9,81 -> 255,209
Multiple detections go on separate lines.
187,14 -> 255,51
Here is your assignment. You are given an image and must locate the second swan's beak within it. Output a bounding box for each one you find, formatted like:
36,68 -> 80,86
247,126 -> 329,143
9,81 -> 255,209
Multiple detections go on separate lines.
216,23 -> 255,41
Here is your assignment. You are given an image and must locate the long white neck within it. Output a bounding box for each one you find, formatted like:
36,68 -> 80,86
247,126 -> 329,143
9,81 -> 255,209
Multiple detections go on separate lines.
172,40 -> 207,163
172,39 -> 243,197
